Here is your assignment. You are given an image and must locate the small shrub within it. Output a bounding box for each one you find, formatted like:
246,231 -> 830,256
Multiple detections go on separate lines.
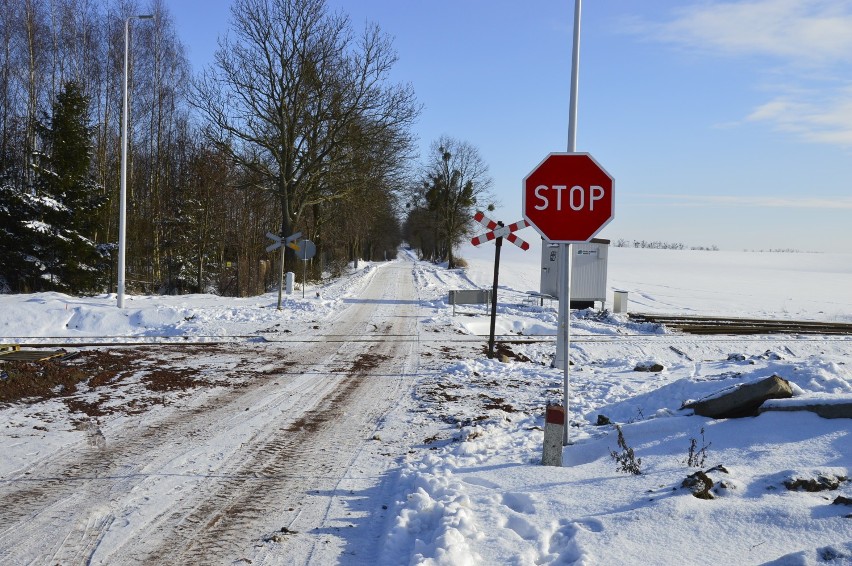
685,427 -> 711,468
610,425 -> 642,475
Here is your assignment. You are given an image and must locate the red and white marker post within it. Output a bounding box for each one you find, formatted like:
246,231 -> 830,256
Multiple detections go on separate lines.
542,405 -> 566,466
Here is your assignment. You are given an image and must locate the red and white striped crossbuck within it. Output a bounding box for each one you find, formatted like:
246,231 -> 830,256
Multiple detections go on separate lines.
470,211 -> 530,250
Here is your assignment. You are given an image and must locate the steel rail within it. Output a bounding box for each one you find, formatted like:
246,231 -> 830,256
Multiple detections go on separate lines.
629,313 -> 852,335
6,335 -> 852,350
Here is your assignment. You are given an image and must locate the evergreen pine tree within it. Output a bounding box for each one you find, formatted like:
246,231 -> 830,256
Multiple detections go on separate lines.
0,179 -> 30,292
0,141 -> 44,292
30,81 -> 107,294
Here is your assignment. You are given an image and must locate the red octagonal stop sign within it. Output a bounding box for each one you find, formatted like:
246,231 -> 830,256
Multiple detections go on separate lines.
522,152 -> 614,243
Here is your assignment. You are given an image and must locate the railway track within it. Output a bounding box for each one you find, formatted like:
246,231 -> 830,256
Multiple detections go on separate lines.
6,325 -> 852,352
629,313 -> 852,336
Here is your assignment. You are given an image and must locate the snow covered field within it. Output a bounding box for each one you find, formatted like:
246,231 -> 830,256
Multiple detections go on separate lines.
1,245 -> 851,565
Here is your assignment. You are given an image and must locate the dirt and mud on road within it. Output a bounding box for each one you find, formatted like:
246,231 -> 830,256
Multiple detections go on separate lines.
0,262 -> 420,565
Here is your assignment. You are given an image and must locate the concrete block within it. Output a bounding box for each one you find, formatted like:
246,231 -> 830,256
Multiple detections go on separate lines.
760,401 -> 852,419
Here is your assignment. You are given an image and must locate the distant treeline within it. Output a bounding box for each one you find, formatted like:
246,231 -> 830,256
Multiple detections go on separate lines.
744,249 -> 819,254
613,240 -> 821,253
613,239 -> 719,251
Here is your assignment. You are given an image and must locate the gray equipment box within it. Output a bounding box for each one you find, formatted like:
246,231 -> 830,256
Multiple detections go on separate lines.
540,239 -> 609,309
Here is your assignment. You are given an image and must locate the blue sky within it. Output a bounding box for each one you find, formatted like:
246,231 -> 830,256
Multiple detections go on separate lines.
170,0 -> 852,253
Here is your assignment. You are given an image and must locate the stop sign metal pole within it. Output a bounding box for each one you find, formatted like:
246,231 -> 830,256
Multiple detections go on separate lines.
568,0 -> 581,152
560,0 -> 582,446
302,244 -> 307,299
278,244 -> 286,309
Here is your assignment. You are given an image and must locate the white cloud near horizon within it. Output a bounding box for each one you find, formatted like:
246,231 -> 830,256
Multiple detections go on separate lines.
634,1 -> 852,148
745,87 -> 852,145
632,194 -> 852,210
651,0 -> 852,65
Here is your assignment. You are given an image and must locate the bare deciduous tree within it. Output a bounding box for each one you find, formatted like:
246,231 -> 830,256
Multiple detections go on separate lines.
191,0 -> 418,268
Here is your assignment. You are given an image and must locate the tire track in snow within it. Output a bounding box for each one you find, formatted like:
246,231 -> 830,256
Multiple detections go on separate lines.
129,263 -> 419,564
0,346 -> 319,564
137,346 -> 408,564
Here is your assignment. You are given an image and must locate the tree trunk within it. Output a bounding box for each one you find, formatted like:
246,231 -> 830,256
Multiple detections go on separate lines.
24,0 -> 39,188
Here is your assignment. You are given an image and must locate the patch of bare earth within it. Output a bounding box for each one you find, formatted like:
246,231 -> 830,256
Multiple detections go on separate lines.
0,346 -> 295,421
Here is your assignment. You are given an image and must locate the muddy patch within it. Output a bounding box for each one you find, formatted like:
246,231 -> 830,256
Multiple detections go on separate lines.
482,343 -> 532,363
1,346 -> 292,419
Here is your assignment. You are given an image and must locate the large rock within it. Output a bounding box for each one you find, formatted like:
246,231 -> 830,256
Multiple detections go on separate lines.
634,361 -> 665,372
684,374 -> 793,419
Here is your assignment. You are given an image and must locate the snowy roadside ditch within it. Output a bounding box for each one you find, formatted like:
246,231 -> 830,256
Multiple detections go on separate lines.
379,340 -> 852,565
381,259 -> 852,565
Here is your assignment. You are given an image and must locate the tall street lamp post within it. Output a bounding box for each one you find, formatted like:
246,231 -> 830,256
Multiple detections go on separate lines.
117,14 -> 153,308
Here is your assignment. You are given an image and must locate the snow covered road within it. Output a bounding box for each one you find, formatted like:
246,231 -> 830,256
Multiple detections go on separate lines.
0,260 -> 420,564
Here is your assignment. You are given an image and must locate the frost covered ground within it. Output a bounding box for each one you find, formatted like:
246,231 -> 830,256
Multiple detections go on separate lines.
1,243 -> 851,565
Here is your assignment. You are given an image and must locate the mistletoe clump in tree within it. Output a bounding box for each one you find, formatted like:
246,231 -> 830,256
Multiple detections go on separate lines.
405,136 -> 494,268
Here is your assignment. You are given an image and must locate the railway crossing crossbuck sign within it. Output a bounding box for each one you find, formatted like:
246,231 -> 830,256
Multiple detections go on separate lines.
469,210 -> 531,359
266,231 -> 302,253
470,211 -> 530,250
522,153 -> 614,243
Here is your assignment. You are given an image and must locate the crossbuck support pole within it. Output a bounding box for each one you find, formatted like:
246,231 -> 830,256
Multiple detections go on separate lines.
487,226 -> 504,359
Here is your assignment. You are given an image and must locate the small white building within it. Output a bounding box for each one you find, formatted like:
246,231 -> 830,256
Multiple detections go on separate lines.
540,239 -> 609,309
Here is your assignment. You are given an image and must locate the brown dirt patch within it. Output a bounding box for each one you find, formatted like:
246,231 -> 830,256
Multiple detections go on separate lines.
0,357 -> 88,403
351,353 -> 390,373
0,345 -> 281,419
483,343 -> 531,363
479,393 -> 516,413
287,351 -> 391,434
